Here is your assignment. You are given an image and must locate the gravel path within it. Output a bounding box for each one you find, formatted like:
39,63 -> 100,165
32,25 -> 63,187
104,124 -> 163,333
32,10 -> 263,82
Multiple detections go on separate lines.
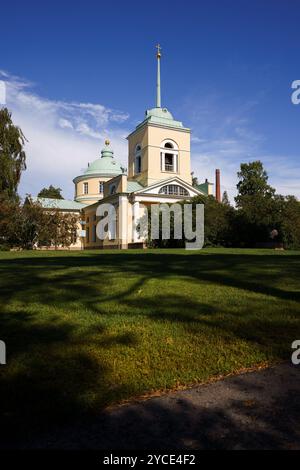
20,363 -> 300,450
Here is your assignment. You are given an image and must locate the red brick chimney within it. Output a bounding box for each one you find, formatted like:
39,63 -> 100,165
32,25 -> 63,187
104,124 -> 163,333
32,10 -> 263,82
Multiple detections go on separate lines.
215,169 -> 221,202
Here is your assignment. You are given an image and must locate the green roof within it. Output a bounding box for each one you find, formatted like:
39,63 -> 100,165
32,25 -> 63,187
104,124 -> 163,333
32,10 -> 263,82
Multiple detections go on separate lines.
135,107 -> 188,131
77,141 -> 125,179
31,197 -> 87,210
196,182 -> 211,196
126,181 -> 144,193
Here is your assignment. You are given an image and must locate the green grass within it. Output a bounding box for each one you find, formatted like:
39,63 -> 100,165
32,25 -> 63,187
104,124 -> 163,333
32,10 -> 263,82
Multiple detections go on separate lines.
0,248 -> 299,439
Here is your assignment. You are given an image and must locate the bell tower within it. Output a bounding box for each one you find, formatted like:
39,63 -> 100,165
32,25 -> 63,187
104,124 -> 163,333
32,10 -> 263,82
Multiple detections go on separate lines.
127,45 -> 192,187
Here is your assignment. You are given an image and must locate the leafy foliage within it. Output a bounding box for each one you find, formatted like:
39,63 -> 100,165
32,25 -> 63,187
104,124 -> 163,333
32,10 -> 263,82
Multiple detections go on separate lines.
148,161 -> 300,249
0,198 -> 78,249
235,161 -> 275,205
0,108 -> 27,200
189,195 -> 235,247
38,185 -> 64,199
191,174 -> 199,187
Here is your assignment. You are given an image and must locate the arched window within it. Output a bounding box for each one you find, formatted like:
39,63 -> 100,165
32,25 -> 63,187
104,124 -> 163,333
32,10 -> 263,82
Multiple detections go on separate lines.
159,185 -> 189,196
135,144 -> 142,175
160,140 -> 178,173
164,142 -> 174,149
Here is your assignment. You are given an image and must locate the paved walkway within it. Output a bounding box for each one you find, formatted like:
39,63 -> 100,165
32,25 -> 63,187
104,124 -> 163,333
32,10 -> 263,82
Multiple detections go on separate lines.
27,363 -> 300,450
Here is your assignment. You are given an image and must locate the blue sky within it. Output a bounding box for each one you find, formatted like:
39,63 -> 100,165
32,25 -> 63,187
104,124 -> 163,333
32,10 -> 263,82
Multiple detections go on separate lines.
0,0 -> 299,201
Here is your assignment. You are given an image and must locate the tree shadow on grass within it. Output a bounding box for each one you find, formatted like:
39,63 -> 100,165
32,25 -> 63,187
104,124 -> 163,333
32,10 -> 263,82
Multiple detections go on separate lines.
1,251 -> 299,303
0,309 -> 139,447
0,250 -> 299,447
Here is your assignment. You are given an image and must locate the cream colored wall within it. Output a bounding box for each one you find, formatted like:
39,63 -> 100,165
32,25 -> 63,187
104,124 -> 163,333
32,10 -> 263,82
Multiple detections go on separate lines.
207,183 -> 214,195
83,199 -> 124,249
82,205 -> 100,248
127,123 -> 192,188
103,174 -> 127,198
83,192 -> 200,249
82,196 -> 143,249
147,126 -> 192,185
128,126 -> 149,186
75,176 -> 111,204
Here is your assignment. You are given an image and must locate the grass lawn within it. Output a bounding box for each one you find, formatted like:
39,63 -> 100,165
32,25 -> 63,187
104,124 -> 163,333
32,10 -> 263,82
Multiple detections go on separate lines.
0,248 -> 299,440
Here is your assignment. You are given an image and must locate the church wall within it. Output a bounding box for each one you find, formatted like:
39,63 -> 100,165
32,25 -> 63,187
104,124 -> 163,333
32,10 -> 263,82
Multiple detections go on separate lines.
82,196 -> 147,249
103,174 -> 127,198
127,123 -> 192,188
127,125 -> 149,185
146,125 -> 192,186
75,176 -> 111,204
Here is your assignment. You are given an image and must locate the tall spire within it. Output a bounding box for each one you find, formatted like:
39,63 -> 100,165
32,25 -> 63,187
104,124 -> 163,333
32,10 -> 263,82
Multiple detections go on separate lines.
156,44 -> 161,108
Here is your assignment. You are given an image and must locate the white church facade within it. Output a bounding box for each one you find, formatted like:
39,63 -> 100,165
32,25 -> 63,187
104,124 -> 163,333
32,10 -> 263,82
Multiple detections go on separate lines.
36,46 -> 216,249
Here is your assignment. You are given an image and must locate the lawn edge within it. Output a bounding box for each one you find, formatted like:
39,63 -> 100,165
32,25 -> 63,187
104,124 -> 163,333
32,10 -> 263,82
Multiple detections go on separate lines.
105,359 -> 283,411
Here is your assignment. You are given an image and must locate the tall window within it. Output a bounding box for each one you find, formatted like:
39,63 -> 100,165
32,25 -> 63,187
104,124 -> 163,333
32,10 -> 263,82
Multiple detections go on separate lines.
135,145 -> 142,174
159,185 -> 189,196
160,140 -> 178,173
99,181 -> 104,193
83,182 -> 89,194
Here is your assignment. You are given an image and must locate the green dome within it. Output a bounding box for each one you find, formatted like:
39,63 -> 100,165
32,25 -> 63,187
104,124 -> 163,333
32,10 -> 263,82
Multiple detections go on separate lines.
83,140 -> 125,176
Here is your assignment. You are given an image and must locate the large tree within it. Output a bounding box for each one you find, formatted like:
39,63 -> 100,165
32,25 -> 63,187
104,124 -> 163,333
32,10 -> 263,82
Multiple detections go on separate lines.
38,185 -> 64,199
192,195 -> 235,247
234,161 -> 277,245
147,195 -> 235,248
0,108 -> 27,200
235,160 -> 275,206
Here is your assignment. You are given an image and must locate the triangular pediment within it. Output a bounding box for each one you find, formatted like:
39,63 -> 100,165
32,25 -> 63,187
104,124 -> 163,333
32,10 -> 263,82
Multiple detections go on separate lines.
132,177 -> 205,197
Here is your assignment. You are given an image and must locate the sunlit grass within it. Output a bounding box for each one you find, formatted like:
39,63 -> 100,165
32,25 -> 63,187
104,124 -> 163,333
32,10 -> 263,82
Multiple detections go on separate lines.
0,248 -> 299,439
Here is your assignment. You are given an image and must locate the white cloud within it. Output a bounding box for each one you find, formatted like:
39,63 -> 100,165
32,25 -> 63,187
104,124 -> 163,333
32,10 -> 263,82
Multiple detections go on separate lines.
0,80 -> 6,105
1,69 -> 299,204
58,118 -> 73,130
0,70 -> 130,200
188,97 -> 300,203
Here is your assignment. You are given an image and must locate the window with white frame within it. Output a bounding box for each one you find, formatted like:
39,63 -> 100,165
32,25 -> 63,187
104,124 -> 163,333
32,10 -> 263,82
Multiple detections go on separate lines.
135,144 -> 142,174
160,140 -> 178,173
99,181 -> 104,193
159,185 -> 189,196
83,182 -> 89,194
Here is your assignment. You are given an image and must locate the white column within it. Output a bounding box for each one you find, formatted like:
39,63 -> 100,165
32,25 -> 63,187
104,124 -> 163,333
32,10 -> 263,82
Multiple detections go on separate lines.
132,201 -> 140,243
118,196 -> 128,249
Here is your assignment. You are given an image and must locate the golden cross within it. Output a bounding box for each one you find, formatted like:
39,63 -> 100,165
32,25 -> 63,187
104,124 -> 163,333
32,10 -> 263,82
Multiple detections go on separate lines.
156,43 -> 162,57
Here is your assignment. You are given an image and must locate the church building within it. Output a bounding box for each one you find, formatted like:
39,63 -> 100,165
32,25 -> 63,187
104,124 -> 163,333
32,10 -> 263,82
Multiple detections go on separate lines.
36,46 -> 216,249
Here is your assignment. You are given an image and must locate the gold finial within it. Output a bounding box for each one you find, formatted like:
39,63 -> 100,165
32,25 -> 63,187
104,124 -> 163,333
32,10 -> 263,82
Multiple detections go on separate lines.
105,139 -> 110,146
156,43 -> 161,58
